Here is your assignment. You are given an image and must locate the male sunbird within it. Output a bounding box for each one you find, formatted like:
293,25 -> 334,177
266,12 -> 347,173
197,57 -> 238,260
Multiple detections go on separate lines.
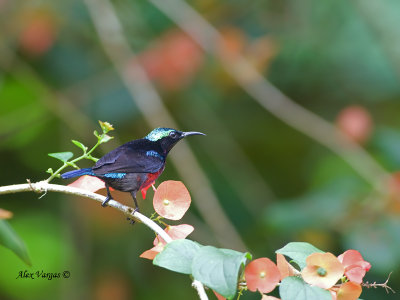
61,128 -> 205,211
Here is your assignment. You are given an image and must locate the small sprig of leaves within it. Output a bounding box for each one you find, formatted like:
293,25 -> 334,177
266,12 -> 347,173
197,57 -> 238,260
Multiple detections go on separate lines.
46,121 -> 114,182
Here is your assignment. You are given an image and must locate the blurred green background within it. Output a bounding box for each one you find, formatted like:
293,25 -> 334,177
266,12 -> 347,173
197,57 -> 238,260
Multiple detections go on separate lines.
1,0 -> 400,299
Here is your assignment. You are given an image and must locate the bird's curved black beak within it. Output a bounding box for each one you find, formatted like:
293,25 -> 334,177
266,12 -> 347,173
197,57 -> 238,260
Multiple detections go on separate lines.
181,131 -> 206,138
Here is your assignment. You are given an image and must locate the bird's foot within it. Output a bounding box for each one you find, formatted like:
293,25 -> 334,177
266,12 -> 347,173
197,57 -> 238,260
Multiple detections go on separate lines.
102,184 -> 113,207
101,195 -> 112,207
127,207 -> 139,225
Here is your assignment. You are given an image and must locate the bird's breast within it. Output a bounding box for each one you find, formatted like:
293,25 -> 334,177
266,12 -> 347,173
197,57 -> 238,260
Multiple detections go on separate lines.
140,165 -> 165,191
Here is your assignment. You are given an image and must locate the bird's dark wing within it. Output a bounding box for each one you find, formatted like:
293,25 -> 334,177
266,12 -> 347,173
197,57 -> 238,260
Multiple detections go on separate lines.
92,146 -> 164,175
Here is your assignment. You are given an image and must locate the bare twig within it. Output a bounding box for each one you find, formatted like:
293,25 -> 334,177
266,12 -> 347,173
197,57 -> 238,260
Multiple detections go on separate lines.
192,280 -> 209,299
84,0 -> 247,251
148,0 -> 390,193
0,180 -> 208,299
362,272 -> 395,294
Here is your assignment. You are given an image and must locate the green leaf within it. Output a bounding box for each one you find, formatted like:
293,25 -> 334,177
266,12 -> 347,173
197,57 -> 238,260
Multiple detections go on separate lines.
153,239 -> 202,274
71,140 -> 87,152
279,276 -> 331,300
99,134 -> 113,144
0,220 -> 31,266
192,246 -> 251,299
48,152 -> 73,163
276,242 -> 324,269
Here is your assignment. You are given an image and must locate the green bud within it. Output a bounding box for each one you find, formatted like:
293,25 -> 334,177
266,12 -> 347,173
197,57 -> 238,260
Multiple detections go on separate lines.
99,120 -> 114,133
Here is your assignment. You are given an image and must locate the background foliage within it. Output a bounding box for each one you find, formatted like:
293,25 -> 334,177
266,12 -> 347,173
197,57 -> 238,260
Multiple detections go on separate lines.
1,0 -> 399,299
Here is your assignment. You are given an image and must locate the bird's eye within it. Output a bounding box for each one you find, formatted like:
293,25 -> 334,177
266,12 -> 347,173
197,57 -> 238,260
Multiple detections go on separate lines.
169,131 -> 178,139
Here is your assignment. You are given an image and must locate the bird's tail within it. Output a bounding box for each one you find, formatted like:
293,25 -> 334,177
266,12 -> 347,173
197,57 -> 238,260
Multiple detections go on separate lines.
61,168 -> 94,179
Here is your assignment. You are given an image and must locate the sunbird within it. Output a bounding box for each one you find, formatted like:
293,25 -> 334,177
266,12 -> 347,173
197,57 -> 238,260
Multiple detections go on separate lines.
61,128 -> 205,211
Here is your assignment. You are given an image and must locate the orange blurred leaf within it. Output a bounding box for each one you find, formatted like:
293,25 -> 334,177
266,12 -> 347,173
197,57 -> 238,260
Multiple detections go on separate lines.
94,270 -> 132,300
336,105 -> 373,144
138,30 -> 203,90
218,27 -> 246,60
19,9 -> 57,56
0,208 -> 13,219
153,181 -> 191,220
218,27 -> 278,73
246,36 -> 278,72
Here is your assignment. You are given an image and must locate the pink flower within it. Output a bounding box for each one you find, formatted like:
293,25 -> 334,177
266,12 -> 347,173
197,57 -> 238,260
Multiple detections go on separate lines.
338,250 -> 371,284
153,181 -> 191,220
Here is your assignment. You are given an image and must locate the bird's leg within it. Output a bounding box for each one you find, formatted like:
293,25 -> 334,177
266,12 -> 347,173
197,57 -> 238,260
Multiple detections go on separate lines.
101,183 -> 113,207
127,191 -> 139,224
131,191 -> 140,213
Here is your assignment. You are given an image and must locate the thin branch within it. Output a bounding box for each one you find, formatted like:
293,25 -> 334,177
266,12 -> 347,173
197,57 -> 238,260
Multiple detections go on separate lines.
0,181 -> 172,242
362,272 -> 395,294
148,0 -> 390,193
192,280 -> 209,299
84,0 -> 247,251
0,180 -> 208,299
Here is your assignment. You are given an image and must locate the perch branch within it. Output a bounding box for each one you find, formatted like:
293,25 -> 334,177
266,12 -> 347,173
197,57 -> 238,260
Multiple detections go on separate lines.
0,181 -> 171,242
